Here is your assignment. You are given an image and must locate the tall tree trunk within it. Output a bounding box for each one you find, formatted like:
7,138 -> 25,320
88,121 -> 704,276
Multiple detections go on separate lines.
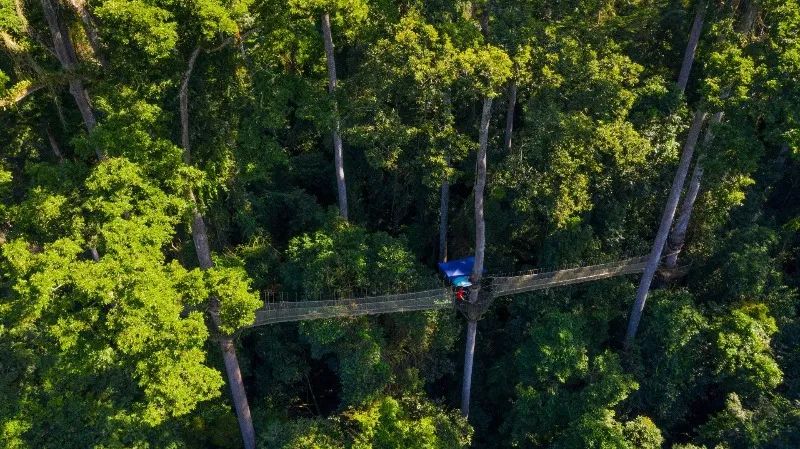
665,111 -> 723,268
503,81 -> 516,153
471,97 -> 492,283
40,0 -> 103,159
321,12 -> 348,220
439,172 -> 449,263
677,2 -> 707,93
624,110 -> 706,349
220,337 -> 256,448
181,49 -> 256,449
64,0 -> 105,67
460,319 -> 477,417
461,97 -> 493,418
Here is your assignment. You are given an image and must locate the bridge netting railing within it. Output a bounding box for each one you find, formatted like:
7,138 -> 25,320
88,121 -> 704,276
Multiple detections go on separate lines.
491,256 -> 648,298
249,256 -> 650,327
252,288 -> 453,326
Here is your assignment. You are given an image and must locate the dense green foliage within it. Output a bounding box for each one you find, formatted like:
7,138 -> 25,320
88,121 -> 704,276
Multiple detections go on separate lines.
1,0 -> 799,447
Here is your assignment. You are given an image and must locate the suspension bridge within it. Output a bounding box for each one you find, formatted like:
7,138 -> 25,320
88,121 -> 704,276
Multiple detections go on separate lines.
249,256 -> 649,326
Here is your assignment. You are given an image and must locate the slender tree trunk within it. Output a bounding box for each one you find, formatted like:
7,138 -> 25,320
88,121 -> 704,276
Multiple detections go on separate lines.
460,319 -> 477,417
503,81 -> 516,153
64,0 -> 106,67
665,111 -> 723,268
321,12 -> 348,220
439,173 -> 449,263
461,97 -> 493,418
40,0 -> 103,159
677,2 -> 707,93
471,97 -> 492,284
181,49 -> 256,449
220,337 -> 256,449
624,110 -> 706,349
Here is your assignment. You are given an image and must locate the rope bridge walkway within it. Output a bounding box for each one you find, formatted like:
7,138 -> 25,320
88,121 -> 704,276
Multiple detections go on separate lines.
250,256 -> 648,327
492,256 -> 648,298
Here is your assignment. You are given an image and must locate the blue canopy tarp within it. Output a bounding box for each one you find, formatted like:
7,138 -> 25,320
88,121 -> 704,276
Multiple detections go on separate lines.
438,257 -> 479,287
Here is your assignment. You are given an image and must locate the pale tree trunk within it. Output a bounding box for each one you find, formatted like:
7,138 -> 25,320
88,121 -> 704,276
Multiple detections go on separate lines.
503,81 -> 516,153
624,110 -> 706,349
40,0 -> 104,160
462,7 -> 491,416
220,337 -> 256,447
64,0 -> 105,67
461,97 -> 493,418
321,12 -> 348,220
460,319 -> 477,416
439,172 -> 449,263
665,111 -> 723,268
471,97 -> 492,284
677,2 -> 707,94
181,49 -> 256,449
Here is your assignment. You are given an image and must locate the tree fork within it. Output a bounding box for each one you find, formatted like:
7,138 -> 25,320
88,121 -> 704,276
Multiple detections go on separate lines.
40,0 -> 104,159
623,0 -> 711,344
666,1 -> 760,270
624,110 -> 706,349
665,111 -> 723,268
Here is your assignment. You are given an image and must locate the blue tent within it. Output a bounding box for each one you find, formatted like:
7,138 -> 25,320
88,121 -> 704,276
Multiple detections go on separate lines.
438,257 -> 477,287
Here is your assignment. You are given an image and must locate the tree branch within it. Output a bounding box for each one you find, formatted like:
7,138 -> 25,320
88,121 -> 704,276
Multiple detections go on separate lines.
0,82 -> 46,108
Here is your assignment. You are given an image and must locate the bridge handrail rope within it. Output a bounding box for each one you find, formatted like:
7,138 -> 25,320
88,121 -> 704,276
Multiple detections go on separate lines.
250,256 -> 652,326
252,288 -> 452,326
492,256 -> 648,298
